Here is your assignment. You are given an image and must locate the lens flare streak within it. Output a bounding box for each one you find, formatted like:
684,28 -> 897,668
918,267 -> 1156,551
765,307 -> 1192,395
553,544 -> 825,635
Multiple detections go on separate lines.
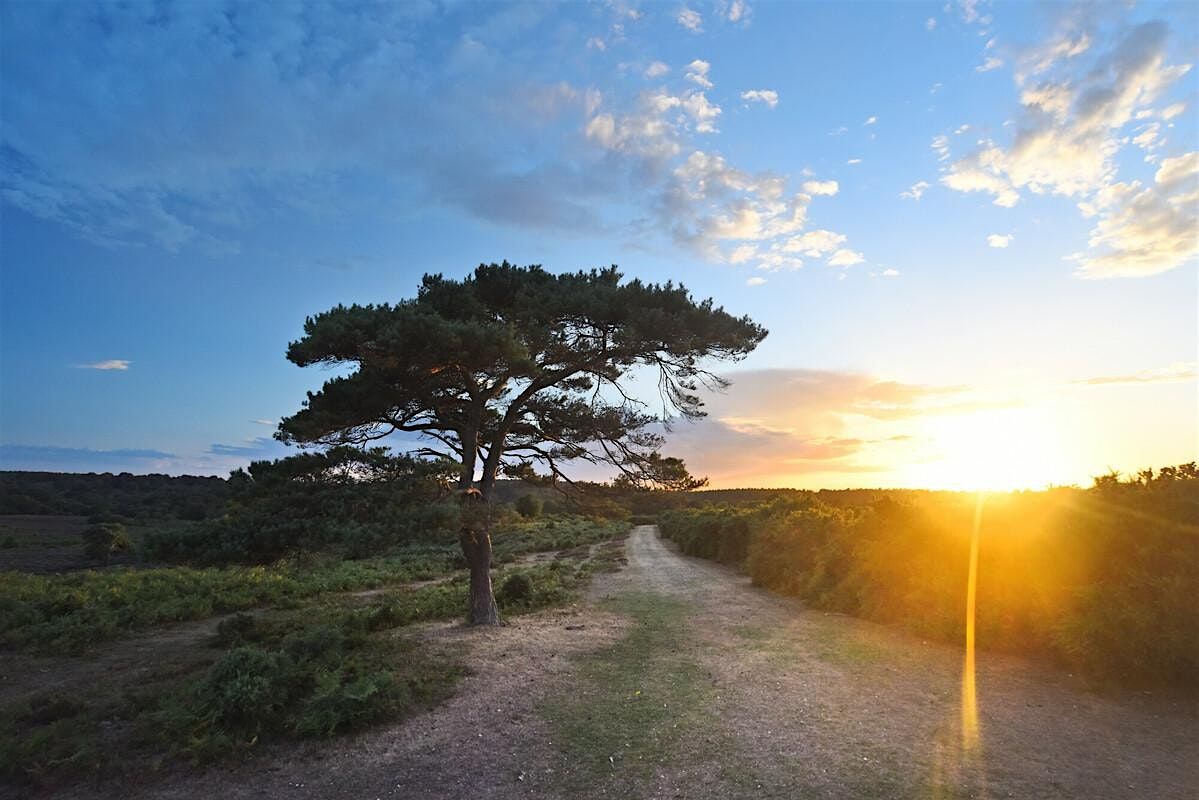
961,492 -> 983,751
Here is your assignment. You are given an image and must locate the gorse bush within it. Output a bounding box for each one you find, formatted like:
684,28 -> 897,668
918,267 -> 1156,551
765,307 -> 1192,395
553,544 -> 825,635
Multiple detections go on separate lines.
660,464 -> 1199,688
515,493 -> 543,518
80,522 -> 130,565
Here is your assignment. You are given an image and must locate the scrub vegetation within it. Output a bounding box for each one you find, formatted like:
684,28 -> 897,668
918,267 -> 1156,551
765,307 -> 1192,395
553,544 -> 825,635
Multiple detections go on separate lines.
658,463 -> 1199,688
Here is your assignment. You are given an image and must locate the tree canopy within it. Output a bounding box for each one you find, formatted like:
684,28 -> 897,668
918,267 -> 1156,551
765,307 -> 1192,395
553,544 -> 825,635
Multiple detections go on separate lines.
278,262 -> 767,497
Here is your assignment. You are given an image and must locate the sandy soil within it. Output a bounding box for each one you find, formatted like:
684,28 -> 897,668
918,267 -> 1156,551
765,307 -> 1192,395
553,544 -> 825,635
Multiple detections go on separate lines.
57,525 -> 1199,800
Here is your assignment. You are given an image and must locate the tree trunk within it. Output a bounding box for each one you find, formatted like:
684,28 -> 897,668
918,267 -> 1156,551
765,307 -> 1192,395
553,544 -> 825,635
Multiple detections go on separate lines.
458,421 -> 500,625
460,526 -> 500,625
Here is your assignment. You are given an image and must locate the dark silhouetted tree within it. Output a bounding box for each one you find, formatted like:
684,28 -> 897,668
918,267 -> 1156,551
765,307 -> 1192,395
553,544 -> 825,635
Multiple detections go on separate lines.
278,262 -> 767,623
612,453 -> 708,492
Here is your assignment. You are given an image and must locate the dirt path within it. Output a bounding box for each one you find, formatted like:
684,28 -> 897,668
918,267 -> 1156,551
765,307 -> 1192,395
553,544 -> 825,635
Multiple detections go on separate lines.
77,525 -> 1197,800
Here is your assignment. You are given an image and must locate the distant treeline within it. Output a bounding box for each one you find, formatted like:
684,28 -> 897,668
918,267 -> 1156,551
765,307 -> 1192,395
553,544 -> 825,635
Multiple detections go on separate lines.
0,471 -> 228,520
140,448 -> 459,564
659,464 -> 1199,689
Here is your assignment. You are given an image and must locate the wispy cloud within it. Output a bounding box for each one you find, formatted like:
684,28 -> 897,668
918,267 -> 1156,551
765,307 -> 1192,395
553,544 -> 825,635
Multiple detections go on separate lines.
677,7 -> 703,33
828,249 -> 865,267
685,59 -> 713,88
644,61 -> 670,78
1072,362 -> 1197,386
900,181 -> 930,200
207,437 -> 290,459
741,89 -> 779,108
0,444 -> 175,472
74,359 -> 130,371
987,233 -> 1013,248
718,0 -> 751,24
801,180 -> 838,196
658,369 -> 999,487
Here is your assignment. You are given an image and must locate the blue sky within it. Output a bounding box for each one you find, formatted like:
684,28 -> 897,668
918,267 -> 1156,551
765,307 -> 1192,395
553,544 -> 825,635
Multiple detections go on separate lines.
1,0 -> 1196,489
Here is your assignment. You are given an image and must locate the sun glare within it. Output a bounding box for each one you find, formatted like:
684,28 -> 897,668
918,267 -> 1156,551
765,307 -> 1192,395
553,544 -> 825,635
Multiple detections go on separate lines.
912,408 -> 1067,492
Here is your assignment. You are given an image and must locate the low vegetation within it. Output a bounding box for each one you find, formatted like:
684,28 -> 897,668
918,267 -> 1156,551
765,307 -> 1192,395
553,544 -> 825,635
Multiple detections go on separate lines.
659,464 -> 1199,689
0,517 -> 629,789
1,516 -> 627,656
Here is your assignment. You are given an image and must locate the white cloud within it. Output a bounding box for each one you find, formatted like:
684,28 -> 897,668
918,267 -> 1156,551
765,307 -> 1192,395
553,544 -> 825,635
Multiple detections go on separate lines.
976,56 -> 1004,73
741,89 -> 779,108
728,244 -> 758,264
801,180 -> 838,196
719,0 -> 751,23
745,276 -> 767,287
828,248 -> 865,267
864,116 -> 878,126
926,17 -> 937,32
685,59 -> 713,88
1132,123 -> 1160,150
987,233 -> 1013,248
900,180 -> 930,200
1017,31 -> 1091,81
584,86 -> 717,157
74,359 -> 131,370
681,92 -> 722,133
1160,102 -> 1186,120
942,17 -> 1196,277
644,61 -> 670,78
586,37 -> 606,51
931,135 -> 951,161
781,229 -> 846,256
847,158 -> 862,165
881,268 -> 901,277
957,0 -> 991,26
1072,152 -> 1199,278
677,7 -> 703,33
251,419 -> 276,426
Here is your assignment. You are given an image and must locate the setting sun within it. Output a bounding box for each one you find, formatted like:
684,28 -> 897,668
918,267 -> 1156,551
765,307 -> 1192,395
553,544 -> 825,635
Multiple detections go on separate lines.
910,407 -> 1069,491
